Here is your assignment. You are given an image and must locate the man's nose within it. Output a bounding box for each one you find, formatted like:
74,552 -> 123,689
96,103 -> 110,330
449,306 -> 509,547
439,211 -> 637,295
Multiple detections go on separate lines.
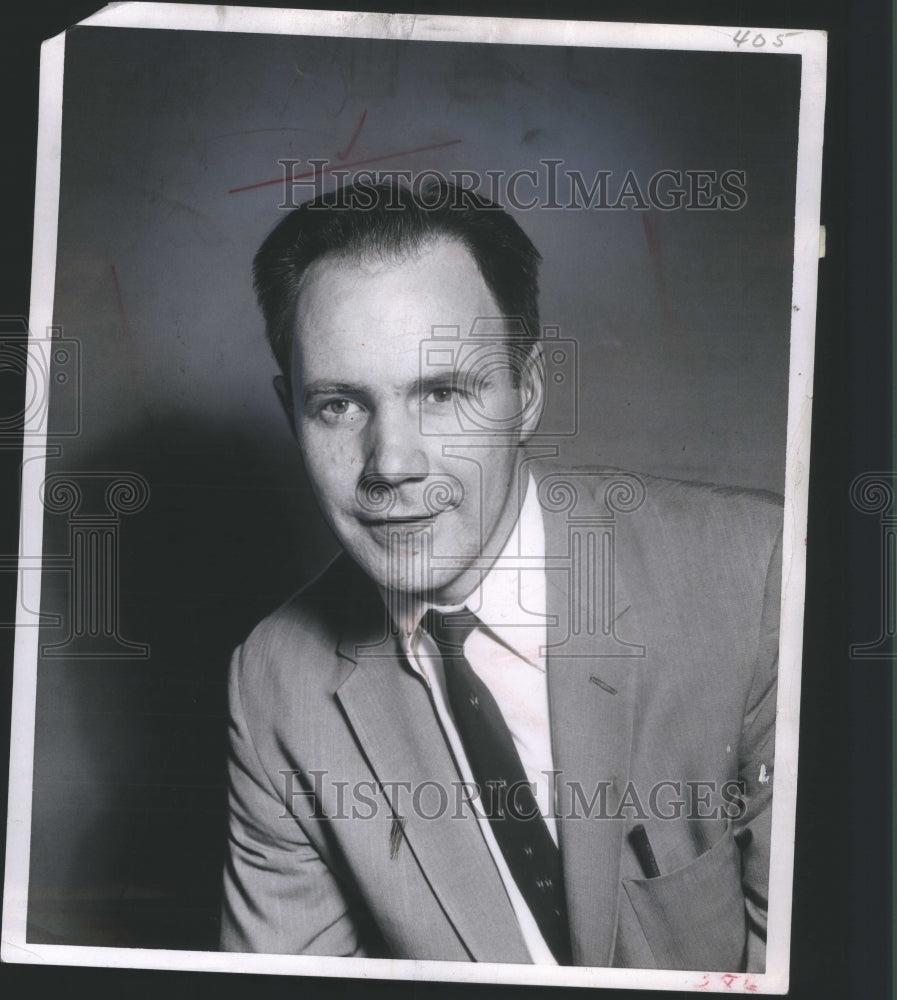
363,407 -> 429,485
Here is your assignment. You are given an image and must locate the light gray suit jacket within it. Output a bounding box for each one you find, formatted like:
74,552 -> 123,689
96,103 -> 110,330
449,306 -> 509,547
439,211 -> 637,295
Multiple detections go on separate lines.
220,468 -> 782,971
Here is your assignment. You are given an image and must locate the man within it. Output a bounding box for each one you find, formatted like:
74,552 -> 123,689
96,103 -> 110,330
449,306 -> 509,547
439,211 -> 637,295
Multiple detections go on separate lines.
220,180 -> 781,972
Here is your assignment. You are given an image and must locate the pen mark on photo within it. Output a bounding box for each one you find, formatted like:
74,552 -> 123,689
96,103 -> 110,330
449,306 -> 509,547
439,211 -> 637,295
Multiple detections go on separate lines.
389,815 -> 406,859
109,264 -> 132,338
336,109 -> 368,160
642,210 -> 670,324
589,675 -> 618,695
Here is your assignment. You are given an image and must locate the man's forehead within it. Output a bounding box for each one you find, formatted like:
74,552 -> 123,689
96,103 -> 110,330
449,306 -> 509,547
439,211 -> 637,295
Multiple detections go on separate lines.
291,238 -> 502,349
297,236 -> 487,297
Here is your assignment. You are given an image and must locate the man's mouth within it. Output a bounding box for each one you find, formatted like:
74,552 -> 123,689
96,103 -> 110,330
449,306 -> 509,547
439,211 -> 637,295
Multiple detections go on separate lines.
359,513 -> 438,528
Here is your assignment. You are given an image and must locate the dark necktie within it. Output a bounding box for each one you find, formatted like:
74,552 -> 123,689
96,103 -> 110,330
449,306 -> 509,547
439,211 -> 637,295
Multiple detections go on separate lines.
423,607 -> 573,965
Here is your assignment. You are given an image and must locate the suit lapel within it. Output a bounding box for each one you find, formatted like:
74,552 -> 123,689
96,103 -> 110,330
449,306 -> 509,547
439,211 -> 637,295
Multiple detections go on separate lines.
333,568 -> 531,964
542,488 -> 646,967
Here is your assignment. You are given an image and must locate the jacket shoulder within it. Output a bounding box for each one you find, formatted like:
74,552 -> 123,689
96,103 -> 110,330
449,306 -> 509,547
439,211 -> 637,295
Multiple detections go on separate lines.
542,464 -> 784,534
636,471 -> 783,529
534,463 -> 783,598
233,553 -> 363,692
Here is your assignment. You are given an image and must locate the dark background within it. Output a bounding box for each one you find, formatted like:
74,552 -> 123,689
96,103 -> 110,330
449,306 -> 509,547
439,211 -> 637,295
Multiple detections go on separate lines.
1,2 -> 892,999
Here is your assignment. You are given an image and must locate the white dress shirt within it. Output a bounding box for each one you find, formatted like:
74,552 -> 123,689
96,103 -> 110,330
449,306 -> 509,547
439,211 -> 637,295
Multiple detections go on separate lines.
385,474 -> 558,964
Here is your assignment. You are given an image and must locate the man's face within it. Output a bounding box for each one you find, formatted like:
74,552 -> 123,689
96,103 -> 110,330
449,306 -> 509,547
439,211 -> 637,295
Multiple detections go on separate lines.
287,238 -> 541,603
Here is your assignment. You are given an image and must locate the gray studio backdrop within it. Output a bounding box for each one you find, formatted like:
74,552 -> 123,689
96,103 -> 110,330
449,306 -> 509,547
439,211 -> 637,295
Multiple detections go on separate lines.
29,26 -> 800,948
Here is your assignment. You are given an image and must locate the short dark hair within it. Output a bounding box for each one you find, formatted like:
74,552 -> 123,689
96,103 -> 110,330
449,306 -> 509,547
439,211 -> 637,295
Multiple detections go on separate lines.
252,179 -> 542,378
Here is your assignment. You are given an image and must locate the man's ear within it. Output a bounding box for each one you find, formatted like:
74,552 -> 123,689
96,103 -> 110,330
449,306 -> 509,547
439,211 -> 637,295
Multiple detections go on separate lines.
518,342 -> 546,443
273,374 -> 298,440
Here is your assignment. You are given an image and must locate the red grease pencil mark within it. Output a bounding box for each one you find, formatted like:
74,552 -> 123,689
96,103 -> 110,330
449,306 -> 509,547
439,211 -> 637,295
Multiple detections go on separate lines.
335,109 -> 367,160
109,263 -> 157,428
641,210 -> 670,324
694,973 -> 758,993
228,138 -> 463,194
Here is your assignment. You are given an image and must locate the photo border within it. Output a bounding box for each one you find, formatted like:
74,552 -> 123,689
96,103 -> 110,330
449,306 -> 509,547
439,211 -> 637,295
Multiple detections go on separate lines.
1,4 -> 828,994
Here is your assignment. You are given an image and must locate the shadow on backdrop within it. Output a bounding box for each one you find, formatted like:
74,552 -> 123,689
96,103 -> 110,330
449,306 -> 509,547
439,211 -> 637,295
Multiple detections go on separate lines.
26,414 -> 337,950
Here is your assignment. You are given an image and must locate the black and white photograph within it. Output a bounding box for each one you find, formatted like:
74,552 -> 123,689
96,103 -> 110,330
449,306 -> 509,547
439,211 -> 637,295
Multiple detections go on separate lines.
2,3 -> 833,994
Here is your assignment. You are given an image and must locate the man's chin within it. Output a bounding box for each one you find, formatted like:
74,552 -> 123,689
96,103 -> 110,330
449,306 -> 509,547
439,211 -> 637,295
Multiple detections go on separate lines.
337,520 -> 485,601
354,555 -> 472,604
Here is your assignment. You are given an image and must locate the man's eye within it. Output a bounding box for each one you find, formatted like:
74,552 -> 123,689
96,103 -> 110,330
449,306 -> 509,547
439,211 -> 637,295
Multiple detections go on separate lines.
318,398 -> 363,423
425,387 -> 455,405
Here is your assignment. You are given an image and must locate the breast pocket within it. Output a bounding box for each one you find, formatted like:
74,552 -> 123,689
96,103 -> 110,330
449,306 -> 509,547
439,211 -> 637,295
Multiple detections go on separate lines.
621,825 -> 747,972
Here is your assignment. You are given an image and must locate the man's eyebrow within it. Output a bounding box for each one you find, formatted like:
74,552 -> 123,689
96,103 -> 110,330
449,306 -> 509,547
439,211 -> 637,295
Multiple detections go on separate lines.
302,371 -> 491,404
417,371 -> 490,392
417,372 -> 461,392
303,381 -> 362,401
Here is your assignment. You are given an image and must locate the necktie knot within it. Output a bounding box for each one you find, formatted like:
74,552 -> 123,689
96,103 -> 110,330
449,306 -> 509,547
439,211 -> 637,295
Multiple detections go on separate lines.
423,607 -> 480,656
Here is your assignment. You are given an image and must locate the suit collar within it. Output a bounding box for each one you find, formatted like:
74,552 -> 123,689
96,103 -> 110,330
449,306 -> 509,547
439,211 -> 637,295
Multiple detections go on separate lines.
333,558 -> 531,963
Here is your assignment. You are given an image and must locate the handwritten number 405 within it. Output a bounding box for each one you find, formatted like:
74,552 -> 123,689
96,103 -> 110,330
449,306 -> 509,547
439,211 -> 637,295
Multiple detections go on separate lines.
734,29 -> 803,48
